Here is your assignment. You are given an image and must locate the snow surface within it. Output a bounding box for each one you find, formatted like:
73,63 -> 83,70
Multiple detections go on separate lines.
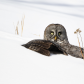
0,0 -> 84,84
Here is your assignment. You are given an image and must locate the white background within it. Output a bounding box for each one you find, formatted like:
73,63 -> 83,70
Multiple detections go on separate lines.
0,0 -> 84,84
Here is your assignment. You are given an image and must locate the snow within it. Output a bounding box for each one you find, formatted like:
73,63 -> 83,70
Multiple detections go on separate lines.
0,0 -> 84,84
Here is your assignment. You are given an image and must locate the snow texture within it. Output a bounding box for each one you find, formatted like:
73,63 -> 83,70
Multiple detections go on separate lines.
0,0 -> 84,84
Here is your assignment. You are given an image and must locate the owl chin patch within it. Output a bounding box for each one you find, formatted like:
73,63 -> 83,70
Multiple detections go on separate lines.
57,40 -> 63,44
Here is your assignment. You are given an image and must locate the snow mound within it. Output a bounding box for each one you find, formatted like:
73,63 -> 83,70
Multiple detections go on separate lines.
0,31 -> 84,84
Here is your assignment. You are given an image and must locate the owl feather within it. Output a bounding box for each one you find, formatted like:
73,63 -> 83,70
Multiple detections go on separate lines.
22,24 -> 84,59
22,40 -> 68,56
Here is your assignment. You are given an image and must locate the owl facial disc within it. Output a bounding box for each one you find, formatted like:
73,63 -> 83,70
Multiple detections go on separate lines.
44,24 -> 69,44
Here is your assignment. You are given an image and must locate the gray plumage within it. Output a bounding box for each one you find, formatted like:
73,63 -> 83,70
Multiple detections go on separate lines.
22,24 -> 84,59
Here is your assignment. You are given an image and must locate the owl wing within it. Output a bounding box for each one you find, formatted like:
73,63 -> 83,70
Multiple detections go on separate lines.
22,40 -> 68,56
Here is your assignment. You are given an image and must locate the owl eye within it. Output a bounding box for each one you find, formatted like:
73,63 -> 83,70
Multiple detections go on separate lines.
58,32 -> 62,36
50,31 -> 54,35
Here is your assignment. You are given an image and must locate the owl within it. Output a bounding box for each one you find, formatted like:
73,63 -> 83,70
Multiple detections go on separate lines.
22,24 -> 84,59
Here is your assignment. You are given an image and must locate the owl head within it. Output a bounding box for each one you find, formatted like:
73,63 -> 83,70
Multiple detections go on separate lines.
44,24 -> 69,44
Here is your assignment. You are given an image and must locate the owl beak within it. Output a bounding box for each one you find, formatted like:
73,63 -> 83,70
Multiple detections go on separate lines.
54,36 -> 57,41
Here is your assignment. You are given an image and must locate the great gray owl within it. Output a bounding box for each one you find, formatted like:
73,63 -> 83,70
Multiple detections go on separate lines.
22,24 -> 84,59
